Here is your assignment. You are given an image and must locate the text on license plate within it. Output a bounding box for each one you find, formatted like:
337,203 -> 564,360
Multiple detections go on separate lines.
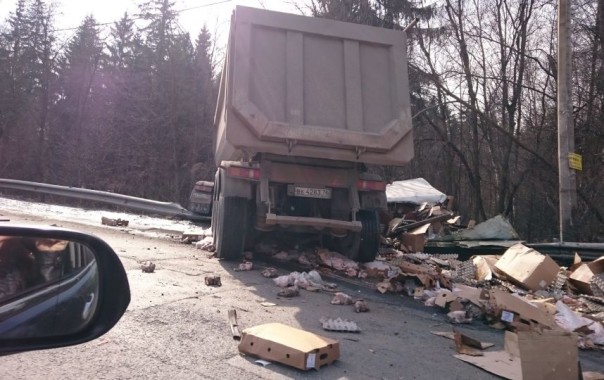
294,187 -> 332,199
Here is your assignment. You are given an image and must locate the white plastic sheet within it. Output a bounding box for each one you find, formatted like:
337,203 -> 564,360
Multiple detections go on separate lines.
386,178 -> 447,204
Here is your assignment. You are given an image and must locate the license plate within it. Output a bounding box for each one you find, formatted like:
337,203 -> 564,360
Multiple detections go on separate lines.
294,186 -> 332,199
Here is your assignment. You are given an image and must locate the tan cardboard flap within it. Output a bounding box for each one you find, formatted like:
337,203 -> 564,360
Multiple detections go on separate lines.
455,351 -> 520,379
238,323 -> 340,371
409,224 -> 430,235
456,330 -> 578,380
453,284 -> 483,307
516,330 -> 578,380
495,244 -> 559,291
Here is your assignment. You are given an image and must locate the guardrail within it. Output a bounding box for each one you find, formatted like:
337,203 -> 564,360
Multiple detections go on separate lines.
0,179 -> 209,222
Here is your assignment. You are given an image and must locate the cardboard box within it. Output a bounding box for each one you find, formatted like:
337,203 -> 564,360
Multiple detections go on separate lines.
400,224 -> 429,252
238,323 -> 340,371
456,330 -> 578,380
569,256 -> 604,295
495,244 -> 559,291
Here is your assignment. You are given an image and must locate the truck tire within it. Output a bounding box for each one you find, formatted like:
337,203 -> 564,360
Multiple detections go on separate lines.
355,209 -> 380,262
215,196 -> 247,260
332,231 -> 361,260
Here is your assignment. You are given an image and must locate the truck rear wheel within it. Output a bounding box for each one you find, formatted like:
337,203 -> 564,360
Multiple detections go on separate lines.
215,196 -> 247,260
333,209 -> 380,262
355,209 -> 380,262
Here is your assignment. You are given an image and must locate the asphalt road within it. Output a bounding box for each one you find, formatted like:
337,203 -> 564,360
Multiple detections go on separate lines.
1,204 -> 603,379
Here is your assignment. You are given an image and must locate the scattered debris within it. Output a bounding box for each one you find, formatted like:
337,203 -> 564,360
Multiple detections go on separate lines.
273,270 -> 331,291
204,275 -> 222,287
362,261 -> 397,279
248,192 -> 604,352
254,360 -> 272,367
261,267 -> 279,278
316,248 -> 359,276
259,302 -> 277,307
331,292 -> 353,305
447,311 -> 472,324
195,236 -> 215,251
228,309 -> 241,340
431,331 -> 494,350
376,281 -> 394,294
234,261 -> 253,271
554,300 -> 604,346
141,261 -> 156,273
101,216 -> 129,227
453,330 -> 493,356
273,275 -> 292,288
277,286 -> 300,298
238,323 -> 340,370
320,317 -> 361,333
354,300 -> 369,313
182,227 -> 212,241
298,254 -> 312,266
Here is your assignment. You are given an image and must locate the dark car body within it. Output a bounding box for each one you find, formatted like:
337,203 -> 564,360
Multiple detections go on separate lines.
188,181 -> 214,215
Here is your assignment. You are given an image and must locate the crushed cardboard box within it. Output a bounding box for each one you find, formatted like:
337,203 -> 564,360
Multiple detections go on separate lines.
569,257 -> 604,295
238,323 -> 340,371
482,289 -> 557,329
495,244 -> 559,291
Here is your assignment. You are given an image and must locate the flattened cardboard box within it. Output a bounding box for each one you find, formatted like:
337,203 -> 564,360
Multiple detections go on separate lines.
238,323 -> 340,371
495,244 -> 559,291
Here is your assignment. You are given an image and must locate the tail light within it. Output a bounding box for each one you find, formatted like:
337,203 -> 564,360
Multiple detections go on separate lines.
194,184 -> 214,193
357,179 -> 386,191
226,166 -> 261,180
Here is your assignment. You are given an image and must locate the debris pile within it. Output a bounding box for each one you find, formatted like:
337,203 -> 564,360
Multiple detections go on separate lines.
367,242 -> 604,349
140,261 -> 156,273
102,216 -> 129,227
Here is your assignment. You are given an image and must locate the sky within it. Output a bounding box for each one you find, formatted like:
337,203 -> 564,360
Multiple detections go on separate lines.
0,0 -> 302,51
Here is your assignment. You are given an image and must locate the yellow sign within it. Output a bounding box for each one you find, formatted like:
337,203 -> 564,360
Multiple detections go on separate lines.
568,153 -> 582,171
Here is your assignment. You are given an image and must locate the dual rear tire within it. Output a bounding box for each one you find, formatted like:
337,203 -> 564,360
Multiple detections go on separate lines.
213,196 -> 248,260
213,195 -> 380,263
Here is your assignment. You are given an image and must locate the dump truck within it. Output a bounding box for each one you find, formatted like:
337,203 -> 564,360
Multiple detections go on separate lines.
211,6 -> 414,262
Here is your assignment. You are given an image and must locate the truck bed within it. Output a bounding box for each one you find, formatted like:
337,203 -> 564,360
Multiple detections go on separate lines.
214,6 -> 414,166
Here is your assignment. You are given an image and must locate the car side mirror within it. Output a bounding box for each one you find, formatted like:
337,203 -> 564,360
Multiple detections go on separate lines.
0,225 -> 130,355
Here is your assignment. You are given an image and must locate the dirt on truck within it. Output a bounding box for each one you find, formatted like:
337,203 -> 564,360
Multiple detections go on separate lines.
211,6 -> 414,262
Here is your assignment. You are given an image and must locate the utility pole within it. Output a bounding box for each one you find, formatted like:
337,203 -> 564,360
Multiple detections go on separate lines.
558,0 -> 577,242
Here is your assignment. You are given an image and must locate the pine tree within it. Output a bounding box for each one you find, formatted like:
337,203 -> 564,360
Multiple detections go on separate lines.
51,15 -> 104,186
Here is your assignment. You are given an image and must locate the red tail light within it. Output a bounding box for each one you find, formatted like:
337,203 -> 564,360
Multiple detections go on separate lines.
226,166 -> 261,180
357,179 -> 386,191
